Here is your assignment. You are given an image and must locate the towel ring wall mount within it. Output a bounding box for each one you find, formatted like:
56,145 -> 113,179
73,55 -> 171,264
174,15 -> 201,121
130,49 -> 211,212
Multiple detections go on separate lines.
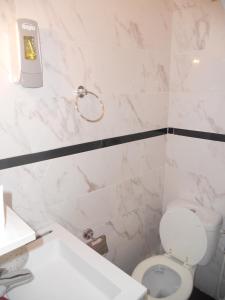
74,86 -> 104,123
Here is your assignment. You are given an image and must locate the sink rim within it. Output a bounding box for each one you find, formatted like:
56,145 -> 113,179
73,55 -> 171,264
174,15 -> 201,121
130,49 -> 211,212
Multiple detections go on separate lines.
23,223 -> 146,300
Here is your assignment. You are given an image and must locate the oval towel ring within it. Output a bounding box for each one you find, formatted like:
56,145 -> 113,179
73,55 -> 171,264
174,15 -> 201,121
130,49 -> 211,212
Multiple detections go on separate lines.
74,86 -> 104,122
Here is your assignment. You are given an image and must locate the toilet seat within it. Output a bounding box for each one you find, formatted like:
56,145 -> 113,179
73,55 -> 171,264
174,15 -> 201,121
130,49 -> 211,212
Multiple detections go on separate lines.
132,255 -> 193,300
160,208 -> 207,265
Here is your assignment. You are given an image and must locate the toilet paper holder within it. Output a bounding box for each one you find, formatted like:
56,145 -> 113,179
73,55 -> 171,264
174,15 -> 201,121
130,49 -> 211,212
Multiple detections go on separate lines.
83,228 -> 108,255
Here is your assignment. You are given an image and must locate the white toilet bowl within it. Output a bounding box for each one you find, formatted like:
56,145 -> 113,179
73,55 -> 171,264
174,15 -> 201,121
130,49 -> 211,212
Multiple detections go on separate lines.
132,204 -> 222,300
132,255 -> 193,300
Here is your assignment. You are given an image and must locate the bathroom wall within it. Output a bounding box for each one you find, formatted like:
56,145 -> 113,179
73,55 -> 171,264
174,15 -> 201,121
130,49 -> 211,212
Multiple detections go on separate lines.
165,0 -> 225,297
0,0 -> 172,274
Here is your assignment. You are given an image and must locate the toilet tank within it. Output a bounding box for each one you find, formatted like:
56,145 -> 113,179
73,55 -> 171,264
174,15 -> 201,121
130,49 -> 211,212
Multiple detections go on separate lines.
166,201 -> 222,265
195,206 -> 222,265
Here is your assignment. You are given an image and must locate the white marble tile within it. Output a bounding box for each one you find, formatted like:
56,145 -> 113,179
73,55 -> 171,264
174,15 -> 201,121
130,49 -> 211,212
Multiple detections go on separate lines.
169,0 -> 225,99
48,168 -> 163,274
168,92 -> 225,133
112,0 -> 172,51
78,44 -> 170,94
73,136 -> 166,191
164,135 -> 225,213
0,0 -> 170,158
168,0 -> 225,133
0,0 -> 170,282
0,162 -> 164,274
171,0 -> 225,54
170,51 -> 225,93
0,133 -> 165,272
0,135 -> 165,217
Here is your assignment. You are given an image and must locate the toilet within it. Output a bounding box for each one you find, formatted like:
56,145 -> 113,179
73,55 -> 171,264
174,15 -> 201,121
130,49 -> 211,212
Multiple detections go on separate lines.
132,201 -> 222,300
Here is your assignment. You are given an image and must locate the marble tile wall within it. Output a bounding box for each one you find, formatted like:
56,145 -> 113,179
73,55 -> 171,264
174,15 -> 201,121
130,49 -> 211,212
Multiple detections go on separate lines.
0,0 -> 172,274
0,0 -> 171,158
169,0 -> 225,132
2,0 -> 225,293
1,136 -> 166,274
165,0 -> 225,297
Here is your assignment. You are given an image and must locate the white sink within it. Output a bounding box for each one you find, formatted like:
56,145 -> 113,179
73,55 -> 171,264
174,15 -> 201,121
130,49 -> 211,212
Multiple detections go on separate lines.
8,223 -> 146,300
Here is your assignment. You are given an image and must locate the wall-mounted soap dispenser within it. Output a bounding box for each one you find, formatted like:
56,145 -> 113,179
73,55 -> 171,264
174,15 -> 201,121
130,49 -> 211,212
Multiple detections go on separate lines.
11,19 -> 43,88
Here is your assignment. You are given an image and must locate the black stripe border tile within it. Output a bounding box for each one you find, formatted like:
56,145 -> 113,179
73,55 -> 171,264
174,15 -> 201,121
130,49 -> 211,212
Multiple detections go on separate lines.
167,127 -> 174,134
170,128 -> 225,142
0,128 -> 167,170
2,127 -> 225,171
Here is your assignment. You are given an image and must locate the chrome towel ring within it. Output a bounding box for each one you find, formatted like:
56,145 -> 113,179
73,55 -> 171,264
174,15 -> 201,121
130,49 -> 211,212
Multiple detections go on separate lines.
74,86 -> 104,122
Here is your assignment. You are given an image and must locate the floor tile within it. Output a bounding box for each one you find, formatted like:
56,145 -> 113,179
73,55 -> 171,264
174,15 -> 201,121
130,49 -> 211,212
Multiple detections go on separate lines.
190,288 -> 215,300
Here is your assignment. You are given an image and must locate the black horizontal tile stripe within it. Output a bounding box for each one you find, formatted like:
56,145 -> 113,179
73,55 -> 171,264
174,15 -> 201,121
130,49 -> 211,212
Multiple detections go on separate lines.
170,128 -> 225,143
0,128 -> 167,170
167,127 -> 174,134
1,127 -> 225,171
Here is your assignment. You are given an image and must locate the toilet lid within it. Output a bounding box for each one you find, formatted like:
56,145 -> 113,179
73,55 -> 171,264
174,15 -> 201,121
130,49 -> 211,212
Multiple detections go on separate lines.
160,208 -> 207,266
